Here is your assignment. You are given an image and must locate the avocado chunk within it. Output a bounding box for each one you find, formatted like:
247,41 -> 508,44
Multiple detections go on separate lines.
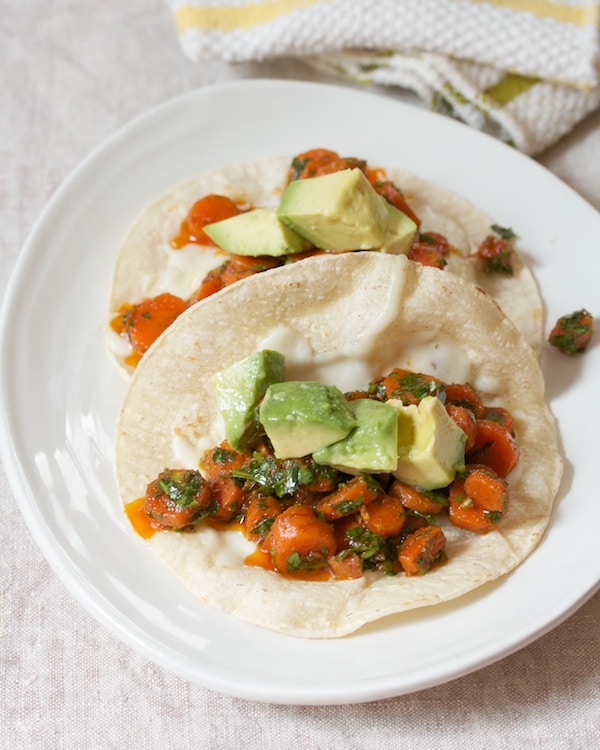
313,398 -> 400,473
277,168 -> 389,251
213,350 -> 286,450
391,396 -> 466,490
380,204 -> 418,254
203,207 -> 311,257
259,381 -> 356,459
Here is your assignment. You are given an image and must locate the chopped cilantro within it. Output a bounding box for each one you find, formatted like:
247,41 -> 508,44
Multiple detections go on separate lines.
157,469 -> 205,509
549,308 -> 594,355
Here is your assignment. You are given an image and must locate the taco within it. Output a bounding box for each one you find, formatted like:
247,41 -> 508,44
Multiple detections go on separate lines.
107,149 -> 543,374
115,253 -> 562,638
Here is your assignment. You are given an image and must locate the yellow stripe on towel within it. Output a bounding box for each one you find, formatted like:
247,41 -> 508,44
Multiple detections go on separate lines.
467,0 -> 599,27
174,0 -> 329,32
484,73 -> 539,107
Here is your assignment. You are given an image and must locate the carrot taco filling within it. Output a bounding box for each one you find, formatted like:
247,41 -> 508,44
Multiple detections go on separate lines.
128,359 -> 520,581
108,148 -> 533,373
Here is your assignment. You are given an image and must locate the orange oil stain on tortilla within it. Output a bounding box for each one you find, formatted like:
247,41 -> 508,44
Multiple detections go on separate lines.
124,498 -> 160,539
244,547 -> 332,581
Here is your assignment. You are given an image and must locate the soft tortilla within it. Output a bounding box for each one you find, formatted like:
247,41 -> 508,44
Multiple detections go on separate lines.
115,253 -> 562,638
107,155 -> 543,373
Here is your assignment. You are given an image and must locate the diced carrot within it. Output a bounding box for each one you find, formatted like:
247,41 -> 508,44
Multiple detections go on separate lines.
189,267 -> 224,302
190,255 -> 283,303
327,552 -> 363,580
170,194 -> 243,249
114,293 -> 188,358
201,442 -> 250,522
446,403 -> 477,452
476,235 -> 514,275
467,419 -> 520,478
316,475 -> 383,521
359,494 -> 406,537
398,525 -> 446,576
549,308 -> 594,355
481,406 -> 515,433
243,493 -> 282,542
265,505 -> 336,574
444,383 -> 485,418
219,255 -> 282,286
144,468 -> 213,530
388,479 -> 447,515
407,232 -> 450,269
287,149 -> 365,181
370,368 -> 445,404
332,513 -> 363,550
448,466 -> 509,533
370,180 -> 421,226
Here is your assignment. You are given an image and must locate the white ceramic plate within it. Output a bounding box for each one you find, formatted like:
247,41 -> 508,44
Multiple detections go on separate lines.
1,80 -> 599,705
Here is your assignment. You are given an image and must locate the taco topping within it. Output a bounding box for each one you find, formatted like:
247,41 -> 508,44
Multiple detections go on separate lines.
476,224 -> 517,275
112,148 -> 494,369
126,353 -> 520,581
549,308 -> 594,355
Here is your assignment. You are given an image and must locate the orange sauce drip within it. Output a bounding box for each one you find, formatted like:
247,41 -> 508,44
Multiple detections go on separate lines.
244,547 -> 332,581
124,497 -> 160,539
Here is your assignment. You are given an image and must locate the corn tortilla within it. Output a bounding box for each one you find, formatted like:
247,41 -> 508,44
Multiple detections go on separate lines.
115,253 -> 561,638
107,156 -> 543,374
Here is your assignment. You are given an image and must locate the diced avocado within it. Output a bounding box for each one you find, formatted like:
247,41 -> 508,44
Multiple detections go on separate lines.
203,207 -> 311,257
391,396 -> 466,490
213,350 -> 286,450
259,381 -> 356,459
380,204 -> 418,254
313,398 -> 400,473
277,168 -> 389,251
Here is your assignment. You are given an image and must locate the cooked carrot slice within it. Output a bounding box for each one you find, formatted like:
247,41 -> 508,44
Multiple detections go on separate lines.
446,403 -> 477,452
359,494 -> 406,537
481,406 -> 515,433
388,479 -> 447,515
243,493 -> 282,542
476,235 -> 514,275
467,419 -> 520,477
189,255 -> 283,303
114,293 -> 188,357
407,232 -> 450,269
201,441 -> 250,522
444,383 -> 485,418
288,148 -> 365,181
549,308 -> 594,355
144,468 -> 213,530
316,475 -> 383,521
398,525 -> 446,576
448,466 -> 509,533
171,194 -> 243,248
370,179 -> 421,226
327,552 -> 363,580
189,267 -> 224,302
369,368 -> 445,404
265,505 -> 336,574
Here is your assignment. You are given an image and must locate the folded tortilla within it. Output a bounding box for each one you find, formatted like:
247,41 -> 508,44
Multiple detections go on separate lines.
115,253 -> 562,638
107,155 -> 543,374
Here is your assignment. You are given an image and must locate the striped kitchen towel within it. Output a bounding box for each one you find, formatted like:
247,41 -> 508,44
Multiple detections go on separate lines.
166,0 -> 600,154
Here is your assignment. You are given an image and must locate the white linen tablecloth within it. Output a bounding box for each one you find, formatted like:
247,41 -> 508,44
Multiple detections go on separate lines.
1,2 -> 599,747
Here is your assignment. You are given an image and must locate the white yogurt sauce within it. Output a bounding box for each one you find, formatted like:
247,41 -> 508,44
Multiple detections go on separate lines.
163,243 -> 223,300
